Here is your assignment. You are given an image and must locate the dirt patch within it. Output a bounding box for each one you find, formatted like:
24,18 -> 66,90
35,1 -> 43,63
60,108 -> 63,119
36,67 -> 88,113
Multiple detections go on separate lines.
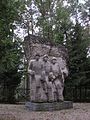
0,103 -> 90,120
0,114 -> 16,120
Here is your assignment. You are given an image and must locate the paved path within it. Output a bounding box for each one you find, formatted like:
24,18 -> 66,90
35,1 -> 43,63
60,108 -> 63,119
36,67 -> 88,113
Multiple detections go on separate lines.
0,103 -> 90,120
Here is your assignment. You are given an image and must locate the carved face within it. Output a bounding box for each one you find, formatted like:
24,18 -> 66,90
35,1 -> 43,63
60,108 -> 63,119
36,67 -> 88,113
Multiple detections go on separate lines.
52,59 -> 57,64
43,56 -> 48,62
35,55 -> 40,61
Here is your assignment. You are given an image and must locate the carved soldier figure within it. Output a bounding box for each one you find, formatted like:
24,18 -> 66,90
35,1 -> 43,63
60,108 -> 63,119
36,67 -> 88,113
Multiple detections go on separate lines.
59,57 -> 68,83
50,57 -> 64,102
41,54 -> 51,79
41,54 -> 53,101
28,53 -> 47,102
47,72 -> 57,102
41,54 -> 57,102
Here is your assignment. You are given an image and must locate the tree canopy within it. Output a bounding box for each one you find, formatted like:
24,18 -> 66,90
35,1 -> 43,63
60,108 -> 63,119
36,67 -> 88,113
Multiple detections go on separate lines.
0,0 -> 90,102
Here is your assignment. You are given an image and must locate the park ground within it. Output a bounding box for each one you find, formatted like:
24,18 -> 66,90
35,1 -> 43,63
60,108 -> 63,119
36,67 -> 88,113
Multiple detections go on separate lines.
0,103 -> 90,120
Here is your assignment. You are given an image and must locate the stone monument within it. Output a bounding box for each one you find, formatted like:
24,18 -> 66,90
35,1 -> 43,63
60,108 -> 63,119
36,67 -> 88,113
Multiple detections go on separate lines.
24,34 -> 73,111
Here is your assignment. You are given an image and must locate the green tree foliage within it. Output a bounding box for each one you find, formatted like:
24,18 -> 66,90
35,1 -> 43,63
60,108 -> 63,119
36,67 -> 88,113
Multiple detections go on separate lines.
21,0 -> 90,87
0,0 -> 24,103
66,22 -> 88,86
53,1 -> 71,44
0,0 -> 90,102
34,0 -> 71,43
64,0 -> 90,86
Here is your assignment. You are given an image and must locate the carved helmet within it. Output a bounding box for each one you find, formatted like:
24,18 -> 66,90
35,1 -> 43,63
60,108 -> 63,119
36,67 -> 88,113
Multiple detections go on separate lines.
43,54 -> 48,58
35,53 -> 40,57
52,57 -> 57,60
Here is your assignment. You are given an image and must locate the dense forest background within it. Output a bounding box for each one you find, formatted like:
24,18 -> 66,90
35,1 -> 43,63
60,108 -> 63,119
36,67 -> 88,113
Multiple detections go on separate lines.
0,0 -> 90,103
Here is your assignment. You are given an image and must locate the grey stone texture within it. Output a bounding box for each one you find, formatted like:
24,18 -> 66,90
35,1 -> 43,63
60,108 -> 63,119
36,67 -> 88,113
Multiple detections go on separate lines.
24,34 -> 71,107
25,101 -> 73,111
24,34 -> 68,61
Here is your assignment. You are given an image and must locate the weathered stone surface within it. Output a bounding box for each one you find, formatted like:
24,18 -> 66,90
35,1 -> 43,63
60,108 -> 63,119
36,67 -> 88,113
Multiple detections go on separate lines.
25,101 -> 73,111
24,34 -> 68,62
24,34 -> 70,105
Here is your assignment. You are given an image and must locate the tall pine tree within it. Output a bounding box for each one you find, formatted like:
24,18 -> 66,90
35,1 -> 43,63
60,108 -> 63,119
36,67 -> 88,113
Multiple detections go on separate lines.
66,22 -> 87,86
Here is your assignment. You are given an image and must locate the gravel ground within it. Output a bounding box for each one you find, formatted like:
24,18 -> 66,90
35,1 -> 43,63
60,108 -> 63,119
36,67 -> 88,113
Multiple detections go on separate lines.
0,103 -> 90,120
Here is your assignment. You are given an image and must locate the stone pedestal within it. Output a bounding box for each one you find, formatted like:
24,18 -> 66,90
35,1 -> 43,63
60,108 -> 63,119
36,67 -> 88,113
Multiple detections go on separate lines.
25,101 -> 73,111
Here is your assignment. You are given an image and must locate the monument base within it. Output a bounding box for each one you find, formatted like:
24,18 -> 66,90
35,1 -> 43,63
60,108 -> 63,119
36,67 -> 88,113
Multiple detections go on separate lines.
25,101 -> 73,111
